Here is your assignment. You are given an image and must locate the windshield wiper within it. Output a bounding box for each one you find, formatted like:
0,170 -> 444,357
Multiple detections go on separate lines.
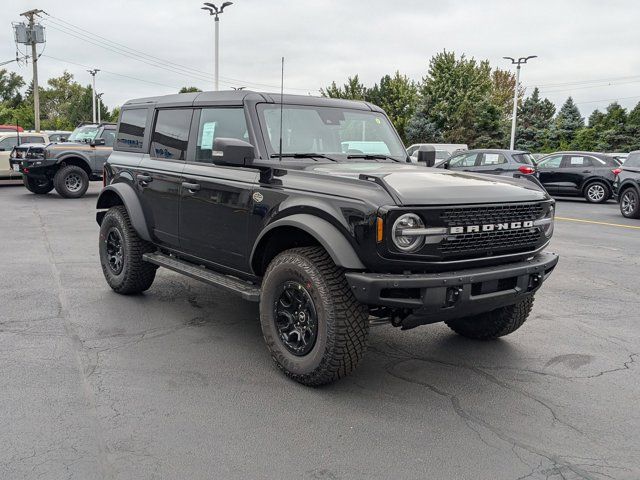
270,153 -> 338,162
347,154 -> 400,162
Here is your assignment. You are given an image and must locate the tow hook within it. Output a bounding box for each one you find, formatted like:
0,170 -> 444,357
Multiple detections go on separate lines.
528,273 -> 542,291
445,286 -> 463,307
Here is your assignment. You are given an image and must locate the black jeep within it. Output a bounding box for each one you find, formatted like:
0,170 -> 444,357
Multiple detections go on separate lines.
96,91 -> 558,385
11,122 -> 116,198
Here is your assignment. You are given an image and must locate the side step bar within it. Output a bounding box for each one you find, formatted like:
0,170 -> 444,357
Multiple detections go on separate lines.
143,252 -> 261,302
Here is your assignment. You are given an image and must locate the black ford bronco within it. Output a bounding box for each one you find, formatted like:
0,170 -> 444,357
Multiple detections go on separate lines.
11,122 -> 116,198
96,91 -> 558,385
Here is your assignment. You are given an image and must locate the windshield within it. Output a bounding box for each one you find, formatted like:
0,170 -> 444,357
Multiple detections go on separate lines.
257,104 -> 406,161
68,125 -> 99,142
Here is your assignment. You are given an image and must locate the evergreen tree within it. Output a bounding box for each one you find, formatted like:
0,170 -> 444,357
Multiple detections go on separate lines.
548,97 -> 584,149
515,87 -> 556,152
320,75 -> 367,100
367,72 -> 419,143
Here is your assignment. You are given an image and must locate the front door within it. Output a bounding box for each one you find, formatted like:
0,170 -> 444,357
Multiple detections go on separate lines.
536,155 -> 563,194
179,107 -> 259,273
137,108 -> 193,248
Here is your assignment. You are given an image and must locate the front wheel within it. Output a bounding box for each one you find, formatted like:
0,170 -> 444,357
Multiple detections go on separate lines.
445,297 -> 534,340
23,176 -> 54,194
620,188 -> 640,219
584,181 -> 610,203
259,246 -> 369,386
54,165 -> 89,198
99,205 -> 157,294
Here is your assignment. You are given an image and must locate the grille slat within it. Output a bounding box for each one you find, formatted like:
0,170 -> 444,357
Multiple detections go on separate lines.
436,203 -> 546,259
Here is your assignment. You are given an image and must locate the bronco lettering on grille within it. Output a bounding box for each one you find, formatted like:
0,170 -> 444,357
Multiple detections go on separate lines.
449,221 -> 534,234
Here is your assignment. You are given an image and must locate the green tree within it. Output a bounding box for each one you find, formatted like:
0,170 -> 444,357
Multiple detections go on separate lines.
367,72 -> 419,142
548,97 -> 584,149
0,69 -> 25,107
515,87 -> 556,152
321,75 -> 367,100
179,86 -> 202,93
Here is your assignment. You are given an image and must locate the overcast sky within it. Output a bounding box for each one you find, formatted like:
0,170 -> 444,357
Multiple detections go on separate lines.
3,0 -> 640,118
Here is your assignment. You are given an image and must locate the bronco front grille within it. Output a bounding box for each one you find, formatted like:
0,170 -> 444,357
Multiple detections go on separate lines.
440,203 -> 545,226
436,202 -> 546,259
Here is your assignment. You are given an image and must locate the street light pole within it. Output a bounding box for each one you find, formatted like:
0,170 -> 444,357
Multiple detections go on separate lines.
201,2 -> 233,91
503,56 -> 537,150
96,93 -> 103,123
87,69 -> 100,123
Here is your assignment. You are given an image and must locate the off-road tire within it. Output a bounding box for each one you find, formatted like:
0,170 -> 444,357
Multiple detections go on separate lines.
584,181 -> 610,204
53,165 -> 89,198
22,175 -> 54,194
260,246 -> 369,386
99,205 -> 157,294
619,187 -> 640,218
445,296 -> 534,340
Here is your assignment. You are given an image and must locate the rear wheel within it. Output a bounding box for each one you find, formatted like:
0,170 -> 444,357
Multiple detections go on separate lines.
53,165 -> 89,198
584,181 -> 609,203
22,176 -> 54,194
620,188 -> 640,218
99,205 -> 157,294
445,297 -> 534,340
259,246 -> 369,386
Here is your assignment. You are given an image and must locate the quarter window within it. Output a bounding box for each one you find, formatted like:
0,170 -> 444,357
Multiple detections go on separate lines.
195,108 -> 248,162
117,108 -> 147,150
151,109 -> 193,161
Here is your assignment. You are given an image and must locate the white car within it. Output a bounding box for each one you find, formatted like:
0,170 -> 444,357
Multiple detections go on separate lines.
407,143 -> 468,165
0,132 -> 52,180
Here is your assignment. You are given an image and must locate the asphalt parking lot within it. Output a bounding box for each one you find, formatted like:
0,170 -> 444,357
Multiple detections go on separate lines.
1,181 -> 638,480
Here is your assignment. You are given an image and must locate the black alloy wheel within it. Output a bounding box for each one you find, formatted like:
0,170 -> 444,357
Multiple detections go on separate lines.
274,281 -> 318,356
105,227 -> 124,275
620,189 -> 640,218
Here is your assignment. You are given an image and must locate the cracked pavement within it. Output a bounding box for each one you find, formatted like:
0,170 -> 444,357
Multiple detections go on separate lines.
0,182 -> 638,479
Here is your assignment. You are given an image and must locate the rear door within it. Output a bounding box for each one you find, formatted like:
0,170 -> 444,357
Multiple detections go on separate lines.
179,107 -> 259,272
138,108 -> 192,248
475,152 -> 508,175
536,155 -> 563,193
558,155 -> 593,194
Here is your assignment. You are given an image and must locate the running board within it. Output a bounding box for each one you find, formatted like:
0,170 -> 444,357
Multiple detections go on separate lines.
143,252 -> 260,302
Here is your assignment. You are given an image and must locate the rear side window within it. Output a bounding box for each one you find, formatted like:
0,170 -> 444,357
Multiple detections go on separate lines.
117,109 -> 147,151
564,156 -> 592,167
151,109 -> 193,161
512,153 -> 534,165
479,153 -> 506,165
625,153 -> 640,168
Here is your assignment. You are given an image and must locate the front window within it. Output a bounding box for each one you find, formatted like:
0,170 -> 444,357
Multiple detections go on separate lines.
257,104 -> 406,161
68,125 -> 99,142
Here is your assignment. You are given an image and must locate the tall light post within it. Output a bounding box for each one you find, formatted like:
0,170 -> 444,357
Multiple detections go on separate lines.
201,2 -> 233,91
503,56 -> 536,150
96,92 -> 104,123
87,69 -> 100,123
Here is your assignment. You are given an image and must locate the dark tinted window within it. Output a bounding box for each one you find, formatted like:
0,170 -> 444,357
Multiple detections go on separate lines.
513,153 -> 534,164
117,109 -> 147,150
195,108 -> 248,162
625,152 -> 640,168
151,109 -> 193,160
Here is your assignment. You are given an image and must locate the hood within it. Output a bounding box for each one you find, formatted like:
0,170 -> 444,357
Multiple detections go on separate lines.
306,163 -> 548,205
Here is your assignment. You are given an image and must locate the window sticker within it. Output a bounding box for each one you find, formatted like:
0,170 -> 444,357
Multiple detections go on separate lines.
201,122 -> 217,149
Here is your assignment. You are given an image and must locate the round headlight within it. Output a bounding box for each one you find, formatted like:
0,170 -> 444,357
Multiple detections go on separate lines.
392,213 -> 425,252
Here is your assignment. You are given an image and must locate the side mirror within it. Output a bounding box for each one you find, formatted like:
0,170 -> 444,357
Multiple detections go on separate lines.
416,146 -> 436,167
212,138 -> 255,166
59,137 -> 67,143
0,148 -> 5,152
91,138 -> 106,147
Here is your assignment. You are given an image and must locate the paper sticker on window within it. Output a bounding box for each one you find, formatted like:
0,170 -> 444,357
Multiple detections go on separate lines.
201,122 -> 216,149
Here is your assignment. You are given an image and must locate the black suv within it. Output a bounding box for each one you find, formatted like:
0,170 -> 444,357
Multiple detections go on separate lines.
436,149 -> 537,177
613,150 -> 640,218
11,122 -> 116,198
96,91 -> 558,385
536,151 -> 620,203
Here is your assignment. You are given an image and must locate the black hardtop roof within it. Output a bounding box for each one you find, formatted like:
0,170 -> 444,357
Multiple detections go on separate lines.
121,90 -> 379,112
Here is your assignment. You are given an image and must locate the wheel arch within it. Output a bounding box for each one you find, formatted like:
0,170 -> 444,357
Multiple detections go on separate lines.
250,214 -> 366,276
618,180 -> 640,198
57,155 -> 92,176
96,183 -> 152,242
581,176 -> 612,194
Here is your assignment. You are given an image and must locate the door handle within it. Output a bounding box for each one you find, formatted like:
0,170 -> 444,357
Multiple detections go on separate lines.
495,168 -> 504,171
582,170 -> 592,173
182,182 -> 201,192
136,173 -> 152,184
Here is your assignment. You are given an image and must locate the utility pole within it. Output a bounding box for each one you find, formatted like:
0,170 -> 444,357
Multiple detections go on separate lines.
20,9 -> 45,132
96,93 -> 103,123
87,69 -> 100,123
503,56 -> 537,150
201,2 -> 233,91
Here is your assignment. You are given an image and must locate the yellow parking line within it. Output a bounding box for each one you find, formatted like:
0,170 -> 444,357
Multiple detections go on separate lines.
556,216 -> 640,230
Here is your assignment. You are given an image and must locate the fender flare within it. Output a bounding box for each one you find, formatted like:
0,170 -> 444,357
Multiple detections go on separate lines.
96,183 -> 152,242
251,214 -> 366,271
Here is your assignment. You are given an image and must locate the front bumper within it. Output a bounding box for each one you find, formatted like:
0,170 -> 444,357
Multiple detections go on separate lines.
345,252 -> 558,326
9,158 -> 54,177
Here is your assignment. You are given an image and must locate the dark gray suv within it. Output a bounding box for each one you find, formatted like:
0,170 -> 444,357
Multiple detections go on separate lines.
437,149 -> 537,178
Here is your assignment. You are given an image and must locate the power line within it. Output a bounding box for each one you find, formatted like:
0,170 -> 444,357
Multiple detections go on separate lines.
535,79 -> 640,95
42,14 -> 315,92
526,74 -> 640,89
574,95 -> 640,106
